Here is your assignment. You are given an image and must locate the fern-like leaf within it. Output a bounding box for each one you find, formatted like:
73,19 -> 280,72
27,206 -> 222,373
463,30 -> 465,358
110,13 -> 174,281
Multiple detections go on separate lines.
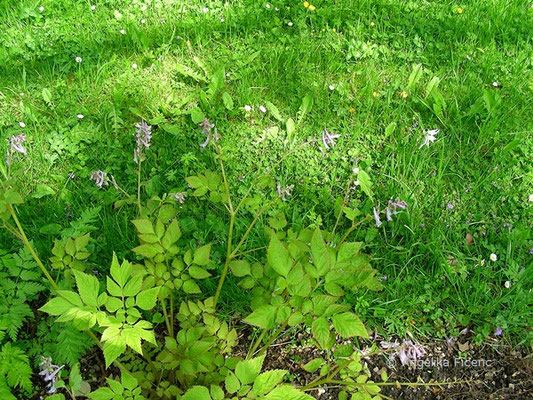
0,343 -> 32,393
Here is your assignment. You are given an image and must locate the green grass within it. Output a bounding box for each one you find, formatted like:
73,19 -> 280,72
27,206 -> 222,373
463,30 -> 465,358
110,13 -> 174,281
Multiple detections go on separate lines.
0,0 -> 531,347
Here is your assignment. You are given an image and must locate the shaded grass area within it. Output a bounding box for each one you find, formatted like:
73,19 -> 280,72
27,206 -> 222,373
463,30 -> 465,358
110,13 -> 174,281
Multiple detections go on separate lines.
0,0 -> 531,346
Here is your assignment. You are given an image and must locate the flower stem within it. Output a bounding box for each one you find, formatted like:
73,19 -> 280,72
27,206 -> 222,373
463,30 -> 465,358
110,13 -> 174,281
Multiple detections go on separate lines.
7,204 -> 59,291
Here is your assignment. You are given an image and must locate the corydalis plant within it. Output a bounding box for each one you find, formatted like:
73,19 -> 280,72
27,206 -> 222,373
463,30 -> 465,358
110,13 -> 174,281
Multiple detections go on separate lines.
373,199 -> 408,227
6,133 -> 27,167
320,128 -> 340,152
39,356 -> 64,394
134,120 -> 153,164
199,118 -> 219,148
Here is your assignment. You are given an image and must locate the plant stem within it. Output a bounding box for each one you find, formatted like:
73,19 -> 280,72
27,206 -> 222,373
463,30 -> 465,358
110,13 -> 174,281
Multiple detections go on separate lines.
247,329 -> 267,359
213,211 -> 235,308
230,199 -> 275,257
338,215 -> 371,247
160,298 -> 172,335
137,161 -> 142,214
256,320 -> 289,357
7,204 -> 59,291
302,379 -> 473,391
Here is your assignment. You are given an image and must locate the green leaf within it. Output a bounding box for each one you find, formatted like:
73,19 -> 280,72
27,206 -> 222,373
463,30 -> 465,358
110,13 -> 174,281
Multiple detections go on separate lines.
225,372 -> 240,394
162,218 -> 182,249
132,244 -> 162,258
189,265 -> 211,279
182,280 -> 201,294
222,92 -> 234,110
102,336 -> 126,368
286,118 -> 296,139
207,68 -> 225,101
266,101 -> 283,122
266,385 -> 315,400
191,108 -> 206,124
331,312 -> 369,338
183,386 -> 212,400
193,244 -> 211,266
267,235 -> 292,277
4,189 -> 23,205
298,94 -> 313,124
406,63 -> 423,91
33,184 -> 55,198
302,358 -> 324,373
311,228 -> 332,276
336,242 -> 363,263
136,287 -> 159,310
42,87 -> 52,104
253,370 -> 287,396
69,363 -> 83,394
235,355 -> 265,385
243,305 -> 277,329
185,176 -> 204,188
131,219 -> 154,235
40,296 -> 75,316
73,270 -> 100,307
87,387 -> 114,400
110,254 -> 131,288
357,170 -> 373,199
311,317 -> 331,350
121,373 -> 138,390
175,63 -> 208,82
229,260 -> 251,277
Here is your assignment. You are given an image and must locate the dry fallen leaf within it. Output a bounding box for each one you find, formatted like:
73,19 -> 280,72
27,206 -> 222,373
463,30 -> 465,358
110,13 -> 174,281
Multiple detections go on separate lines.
458,341 -> 470,352
466,233 -> 474,246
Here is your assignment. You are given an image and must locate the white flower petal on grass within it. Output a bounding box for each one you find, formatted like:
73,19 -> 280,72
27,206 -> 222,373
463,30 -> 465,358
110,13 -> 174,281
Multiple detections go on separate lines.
19,121 -> 26,128
141,5 -> 147,12
266,3 -> 271,9
528,194 -> 533,202
39,6 -> 44,12
132,63 -> 138,69
244,105 -> 252,112
77,114 -> 84,119
492,81 -> 499,87
120,29 -> 126,34
90,5 -> 96,11
259,105 -> 267,113
504,281 -> 511,289
75,56 -> 82,63
288,21 -> 293,26
489,253 -> 498,262
141,19 -> 146,24
328,85 -> 335,91
419,128 -> 439,148
202,7 -> 209,13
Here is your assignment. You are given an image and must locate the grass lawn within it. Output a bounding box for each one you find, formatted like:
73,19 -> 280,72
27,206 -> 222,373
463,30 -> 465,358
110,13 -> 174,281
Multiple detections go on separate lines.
0,0 -> 531,397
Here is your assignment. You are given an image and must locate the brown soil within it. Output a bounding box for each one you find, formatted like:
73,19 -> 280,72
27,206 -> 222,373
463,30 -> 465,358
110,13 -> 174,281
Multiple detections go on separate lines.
245,330 -> 533,400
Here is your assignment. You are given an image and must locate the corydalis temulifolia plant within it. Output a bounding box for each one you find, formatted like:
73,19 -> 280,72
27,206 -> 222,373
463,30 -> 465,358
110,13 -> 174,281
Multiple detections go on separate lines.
2,121 -> 440,400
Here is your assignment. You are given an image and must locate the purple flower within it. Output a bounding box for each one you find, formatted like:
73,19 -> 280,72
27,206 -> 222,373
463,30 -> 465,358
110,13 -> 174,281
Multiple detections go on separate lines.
398,340 -> 426,366
89,170 -> 109,188
277,184 -> 294,201
170,192 -> 187,204
385,207 -> 393,221
39,356 -> 64,394
321,128 -> 340,151
134,120 -> 152,163
380,340 -> 426,367
373,207 -> 382,227
390,199 -> 408,214
199,119 -> 219,148
6,134 -> 27,166
494,327 -> 503,336
447,202 -> 454,210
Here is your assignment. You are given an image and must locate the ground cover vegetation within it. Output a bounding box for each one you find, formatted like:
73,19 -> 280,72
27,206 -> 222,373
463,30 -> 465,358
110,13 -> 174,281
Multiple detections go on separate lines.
0,0 -> 531,398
